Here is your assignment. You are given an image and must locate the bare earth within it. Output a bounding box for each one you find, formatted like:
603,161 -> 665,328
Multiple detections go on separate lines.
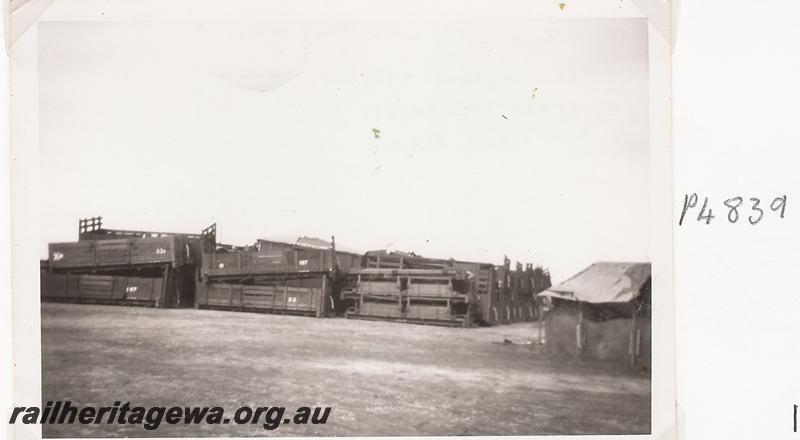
41,303 -> 650,437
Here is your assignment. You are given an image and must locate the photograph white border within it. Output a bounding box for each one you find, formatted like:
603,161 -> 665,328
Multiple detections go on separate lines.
9,1 -> 673,438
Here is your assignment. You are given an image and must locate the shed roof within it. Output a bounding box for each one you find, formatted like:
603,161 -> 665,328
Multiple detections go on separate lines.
538,262 -> 651,303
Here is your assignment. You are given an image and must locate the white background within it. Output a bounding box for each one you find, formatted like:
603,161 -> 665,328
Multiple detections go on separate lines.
673,0 -> 800,439
5,1 -> 675,437
2,1 -> 800,440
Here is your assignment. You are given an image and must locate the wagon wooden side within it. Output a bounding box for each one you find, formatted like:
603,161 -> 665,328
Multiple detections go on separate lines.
341,268 -> 476,327
41,273 -> 166,307
48,236 -> 188,270
201,248 -> 335,280
196,276 -> 332,317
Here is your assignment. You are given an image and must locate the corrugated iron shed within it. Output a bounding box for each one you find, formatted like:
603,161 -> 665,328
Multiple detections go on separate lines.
538,262 -> 650,303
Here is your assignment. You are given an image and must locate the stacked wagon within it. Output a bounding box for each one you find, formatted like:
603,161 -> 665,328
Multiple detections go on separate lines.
339,252 -> 551,327
340,251 -> 479,327
41,217 -> 213,308
196,236 -> 360,317
473,259 -> 552,326
40,216 -> 552,328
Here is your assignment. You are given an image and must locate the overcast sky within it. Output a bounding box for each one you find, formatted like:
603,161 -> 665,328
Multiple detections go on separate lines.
38,17 -> 649,282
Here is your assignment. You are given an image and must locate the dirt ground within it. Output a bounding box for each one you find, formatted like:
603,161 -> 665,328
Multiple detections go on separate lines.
40,303 -> 650,437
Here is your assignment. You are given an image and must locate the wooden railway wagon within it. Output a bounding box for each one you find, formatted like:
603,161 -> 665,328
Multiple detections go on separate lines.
341,267 -> 478,327
197,236 -> 358,317
480,260 -> 508,325
492,258 -> 535,324
492,259 -> 520,324
507,263 -> 535,322
41,217 -> 214,308
41,272 -> 165,306
341,251 -> 491,327
256,237 -> 363,272
202,246 -> 334,278
456,260 -> 500,326
352,251 -> 551,326
492,261 -> 552,324
197,277 -> 332,317
356,251 -> 509,326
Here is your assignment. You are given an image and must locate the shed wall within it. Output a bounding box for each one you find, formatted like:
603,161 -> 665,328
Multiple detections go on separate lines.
545,302 -> 651,368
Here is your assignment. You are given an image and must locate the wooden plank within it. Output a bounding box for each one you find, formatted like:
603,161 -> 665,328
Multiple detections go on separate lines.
360,301 -> 403,317
356,281 -> 403,295
407,283 -> 451,297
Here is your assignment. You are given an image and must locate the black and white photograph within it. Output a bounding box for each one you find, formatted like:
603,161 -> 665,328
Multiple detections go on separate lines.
7,0 -> 674,437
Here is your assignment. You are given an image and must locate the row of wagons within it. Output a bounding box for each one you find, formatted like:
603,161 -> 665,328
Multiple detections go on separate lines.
40,217 -> 552,327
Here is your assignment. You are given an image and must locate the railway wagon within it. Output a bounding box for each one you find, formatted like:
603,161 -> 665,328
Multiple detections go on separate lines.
256,237 -> 363,272
512,263 -> 552,322
507,263 -> 534,322
49,235 -> 193,270
513,263 -> 547,322
202,246 -> 333,278
353,251 -> 502,326
196,277 -> 332,317
342,267 -> 477,327
489,260 -> 551,324
41,217 -> 213,308
350,251 -> 550,326
197,236 -> 355,317
41,272 -> 166,306
451,260 -> 497,325
341,250 -> 486,327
